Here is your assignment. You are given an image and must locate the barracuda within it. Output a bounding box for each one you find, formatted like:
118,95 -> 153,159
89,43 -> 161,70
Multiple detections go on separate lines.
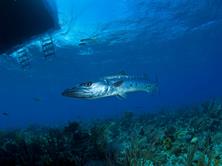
62,73 -> 158,99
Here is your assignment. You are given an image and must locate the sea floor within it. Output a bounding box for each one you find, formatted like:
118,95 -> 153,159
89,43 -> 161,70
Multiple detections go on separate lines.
0,99 -> 222,166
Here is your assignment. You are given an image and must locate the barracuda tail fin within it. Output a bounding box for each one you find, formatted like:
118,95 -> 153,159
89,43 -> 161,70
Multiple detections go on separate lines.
145,74 -> 159,95
148,75 -> 159,95
154,75 -> 160,95
152,84 -> 160,94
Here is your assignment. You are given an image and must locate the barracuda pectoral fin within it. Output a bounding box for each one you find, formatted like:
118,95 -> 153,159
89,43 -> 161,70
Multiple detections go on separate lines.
116,93 -> 127,100
113,80 -> 124,87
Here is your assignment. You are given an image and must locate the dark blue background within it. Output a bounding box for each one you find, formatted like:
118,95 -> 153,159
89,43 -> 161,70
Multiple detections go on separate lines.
0,0 -> 222,129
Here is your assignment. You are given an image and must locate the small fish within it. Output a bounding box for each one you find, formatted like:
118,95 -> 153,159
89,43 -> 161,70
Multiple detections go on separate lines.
32,97 -> 41,102
62,73 -> 158,100
2,112 -> 9,116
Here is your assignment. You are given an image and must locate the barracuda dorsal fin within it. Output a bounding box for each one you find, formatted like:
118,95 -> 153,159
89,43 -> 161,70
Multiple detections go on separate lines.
103,71 -> 128,81
116,93 -> 127,100
113,80 -> 124,87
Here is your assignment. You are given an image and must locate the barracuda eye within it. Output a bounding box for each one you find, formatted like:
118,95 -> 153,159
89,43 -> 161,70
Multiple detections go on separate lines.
80,81 -> 93,87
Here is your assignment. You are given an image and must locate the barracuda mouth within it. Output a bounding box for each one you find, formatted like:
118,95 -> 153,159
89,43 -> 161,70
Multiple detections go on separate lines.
62,87 -> 94,99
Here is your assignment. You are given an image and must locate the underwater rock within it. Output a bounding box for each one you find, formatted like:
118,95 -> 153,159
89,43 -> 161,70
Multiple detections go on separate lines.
163,136 -> 173,150
175,130 -> 193,143
165,126 -> 176,136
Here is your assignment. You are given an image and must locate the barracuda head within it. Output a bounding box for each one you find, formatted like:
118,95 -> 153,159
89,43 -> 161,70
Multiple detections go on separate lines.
62,81 -> 107,99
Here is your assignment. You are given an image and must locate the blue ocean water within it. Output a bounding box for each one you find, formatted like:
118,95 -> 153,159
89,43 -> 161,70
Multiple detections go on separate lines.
0,0 -> 222,129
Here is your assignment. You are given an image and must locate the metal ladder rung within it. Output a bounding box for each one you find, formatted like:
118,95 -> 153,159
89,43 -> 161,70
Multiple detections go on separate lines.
41,35 -> 55,58
15,48 -> 31,68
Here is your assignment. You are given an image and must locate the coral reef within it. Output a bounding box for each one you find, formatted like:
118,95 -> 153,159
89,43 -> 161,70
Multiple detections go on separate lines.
0,99 -> 222,166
